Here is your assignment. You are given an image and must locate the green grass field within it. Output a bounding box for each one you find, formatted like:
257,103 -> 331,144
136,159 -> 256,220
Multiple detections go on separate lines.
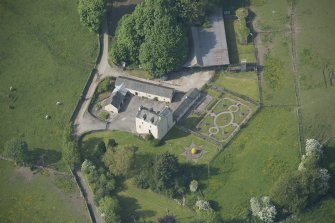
0,0 -> 97,152
295,0 -> 335,141
212,71 -> 259,101
118,180 -> 195,222
0,160 -> 90,223
204,108 -> 300,220
81,128 -> 218,165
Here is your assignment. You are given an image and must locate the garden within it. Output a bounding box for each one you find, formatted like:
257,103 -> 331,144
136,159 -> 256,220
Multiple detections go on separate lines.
197,93 -> 256,143
80,129 -> 221,222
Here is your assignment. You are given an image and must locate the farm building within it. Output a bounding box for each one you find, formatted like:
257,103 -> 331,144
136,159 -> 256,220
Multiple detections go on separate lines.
185,8 -> 230,67
115,76 -> 174,102
103,83 -> 128,113
136,106 -> 174,140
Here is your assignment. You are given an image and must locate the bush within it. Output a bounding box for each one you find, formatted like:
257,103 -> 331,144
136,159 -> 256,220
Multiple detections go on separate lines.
78,0 -> 106,32
99,111 -> 109,120
97,78 -> 112,94
94,141 -> 106,158
250,196 -> 277,223
3,138 -> 29,165
190,180 -> 199,192
107,138 -> 117,148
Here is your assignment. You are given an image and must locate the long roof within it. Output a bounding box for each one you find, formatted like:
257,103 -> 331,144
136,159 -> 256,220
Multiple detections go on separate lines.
185,8 -> 230,67
115,76 -> 174,99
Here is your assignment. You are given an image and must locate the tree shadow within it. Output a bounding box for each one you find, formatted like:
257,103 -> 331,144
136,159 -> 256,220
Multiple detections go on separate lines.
108,1 -> 140,36
323,142 -> 335,197
118,195 -> 157,222
222,0 -> 250,11
224,18 -> 240,64
29,148 -> 61,166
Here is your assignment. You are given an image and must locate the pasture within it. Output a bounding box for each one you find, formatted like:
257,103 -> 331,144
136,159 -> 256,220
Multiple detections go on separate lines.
0,160 -> 90,223
0,0 -> 97,152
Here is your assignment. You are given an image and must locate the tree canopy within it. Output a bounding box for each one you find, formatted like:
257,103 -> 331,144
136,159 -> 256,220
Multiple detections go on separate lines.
103,146 -> 135,177
98,196 -> 121,223
78,0 -> 106,32
3,138 -> 29,165
111,0 -> 219,77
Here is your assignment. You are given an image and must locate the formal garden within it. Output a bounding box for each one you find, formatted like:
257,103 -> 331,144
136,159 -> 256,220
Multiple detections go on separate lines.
197,96 -> 255,143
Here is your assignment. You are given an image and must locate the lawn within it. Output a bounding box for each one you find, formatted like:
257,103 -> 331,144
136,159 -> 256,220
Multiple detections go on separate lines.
0,160 -> 90,223
295,0 -> 335,141
81,129 -> 219,221
81,128 -> 219,165
212,71 -> 259,101
204,108 -> 301,221
0,0 -> 97,152
118,180 -> 195,222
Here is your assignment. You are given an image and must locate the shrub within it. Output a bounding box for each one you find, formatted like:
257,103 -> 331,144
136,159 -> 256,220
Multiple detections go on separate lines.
97,78 -> 112,94
94,141 -> 106,158
99,111 -> 109,120
190,180 -> 199,192
3,138 -> 29,165
107,138 -> 117,148
195,200 -> 211,210
250,196 -> 277,223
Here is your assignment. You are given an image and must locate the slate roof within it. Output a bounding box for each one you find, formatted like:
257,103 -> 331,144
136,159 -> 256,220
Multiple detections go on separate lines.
115,77 -> 174,100
136,106 -> 172,126
105,90 -> 126,109
185,8 -> 230,67
173,88 -> 201,121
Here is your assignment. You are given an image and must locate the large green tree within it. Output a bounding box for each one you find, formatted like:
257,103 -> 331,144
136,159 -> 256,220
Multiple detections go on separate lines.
102,146 -> 135,177
110,0 -> 189,77
139,16 -> 188,77
3,138 -> 29,165
153,152 -> 179,192
78,0 -> 106,32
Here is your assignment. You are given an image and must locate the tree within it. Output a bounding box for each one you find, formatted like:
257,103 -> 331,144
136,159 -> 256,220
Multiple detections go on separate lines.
3,138 -> 29,165
110,0 -> 189,77
98,196 -> 121,223
139,15 -> 188,77
62,141 -> 80,168
158,214 -> 177,223
94,141 -> 106,158
195,208 -> 220,223
272,168 -> 330,214
103,146 -> 135,177
250,196 -> 277,223
78,0 -> 106,32
153,152 -> 179,192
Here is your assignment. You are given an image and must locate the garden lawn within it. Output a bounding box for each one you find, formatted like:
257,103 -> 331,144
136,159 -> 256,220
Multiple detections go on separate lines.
295,0 -> 335,141
204,108 -> 300,221
0,160 -> 90,223
81,128 -> 219,165
118,180 -> 195,222
213,71 -> 259,101
0,0 -> 97,152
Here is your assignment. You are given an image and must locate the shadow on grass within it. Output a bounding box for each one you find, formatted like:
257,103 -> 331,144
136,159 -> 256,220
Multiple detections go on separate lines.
29,148 -> 61,166
224,18 -> 240,64
118,195 -> 157,222
323,142 -> 335,197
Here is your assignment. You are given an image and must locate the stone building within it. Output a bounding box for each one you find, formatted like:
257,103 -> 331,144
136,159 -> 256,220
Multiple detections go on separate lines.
136,106 -> 174,140
103,83 -> 128,113
115,76 -> 174,103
